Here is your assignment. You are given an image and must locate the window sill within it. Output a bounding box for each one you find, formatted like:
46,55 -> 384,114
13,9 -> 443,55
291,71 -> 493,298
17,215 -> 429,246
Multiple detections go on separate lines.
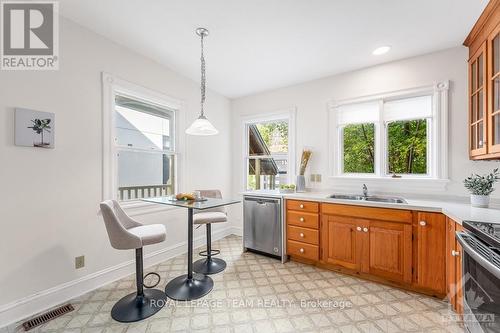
328,176 -> 450,193
119,200 -> 179,217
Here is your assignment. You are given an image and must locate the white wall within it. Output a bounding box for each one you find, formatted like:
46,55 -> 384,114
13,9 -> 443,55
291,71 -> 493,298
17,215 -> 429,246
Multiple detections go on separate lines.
0,18 -> 238,324
231,47 -> 500,207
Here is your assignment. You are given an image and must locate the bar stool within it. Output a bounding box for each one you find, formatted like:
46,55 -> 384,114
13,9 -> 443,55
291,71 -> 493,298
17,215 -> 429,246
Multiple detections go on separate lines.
193,190 -> 228,275
100,200 -> 167,322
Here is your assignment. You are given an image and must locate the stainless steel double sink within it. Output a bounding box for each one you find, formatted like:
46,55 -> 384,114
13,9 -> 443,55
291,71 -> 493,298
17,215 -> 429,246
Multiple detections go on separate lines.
328,194 -> 407,204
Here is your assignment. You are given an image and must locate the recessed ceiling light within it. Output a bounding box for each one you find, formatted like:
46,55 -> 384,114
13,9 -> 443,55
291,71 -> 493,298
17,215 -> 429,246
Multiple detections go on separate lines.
372,46 -> 391,56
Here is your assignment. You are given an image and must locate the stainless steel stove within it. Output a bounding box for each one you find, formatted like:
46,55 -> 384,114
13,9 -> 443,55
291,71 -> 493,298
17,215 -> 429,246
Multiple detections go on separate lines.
457,221 -> 500,333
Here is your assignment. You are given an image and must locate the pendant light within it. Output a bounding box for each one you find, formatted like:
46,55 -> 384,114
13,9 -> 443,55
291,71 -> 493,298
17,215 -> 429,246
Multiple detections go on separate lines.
186,28 -> 218,135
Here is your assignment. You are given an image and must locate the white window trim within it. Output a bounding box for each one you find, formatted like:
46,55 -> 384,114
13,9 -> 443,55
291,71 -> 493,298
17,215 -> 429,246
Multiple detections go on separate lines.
241,108 -> 297,191
102,72 -> 186,213
327,81 -> 449,191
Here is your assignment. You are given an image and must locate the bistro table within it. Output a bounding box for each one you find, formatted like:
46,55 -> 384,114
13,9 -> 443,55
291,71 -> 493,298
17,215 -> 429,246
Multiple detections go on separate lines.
142,196 -> 240,301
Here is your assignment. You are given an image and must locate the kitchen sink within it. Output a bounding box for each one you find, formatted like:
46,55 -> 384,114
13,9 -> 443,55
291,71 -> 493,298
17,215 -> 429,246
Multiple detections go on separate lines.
328,194 -> 407,204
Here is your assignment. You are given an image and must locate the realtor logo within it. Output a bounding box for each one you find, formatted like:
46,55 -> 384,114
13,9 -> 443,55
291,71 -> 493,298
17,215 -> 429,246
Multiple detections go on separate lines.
1,1 -> 59,70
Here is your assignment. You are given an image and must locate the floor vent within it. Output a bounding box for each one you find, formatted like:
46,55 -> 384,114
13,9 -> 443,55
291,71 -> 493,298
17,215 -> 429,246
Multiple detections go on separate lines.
22,304 -> 74,331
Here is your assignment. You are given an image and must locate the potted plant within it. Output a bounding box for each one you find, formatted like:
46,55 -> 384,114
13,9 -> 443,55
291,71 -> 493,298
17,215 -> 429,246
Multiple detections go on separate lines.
28,118 -> 52,147
463,168 -> 500,208
279,184 -> 296,194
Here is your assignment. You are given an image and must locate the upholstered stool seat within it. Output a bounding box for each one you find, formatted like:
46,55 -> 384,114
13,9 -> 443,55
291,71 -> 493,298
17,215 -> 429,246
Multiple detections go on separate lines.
192,190 -> 228,275
193,212 -> 228,224
128,224 -> 166,246
100,200 -> 167,323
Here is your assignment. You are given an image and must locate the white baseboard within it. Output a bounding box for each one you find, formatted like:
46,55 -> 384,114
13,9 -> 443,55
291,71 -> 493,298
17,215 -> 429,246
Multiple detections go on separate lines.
0,227 -> 239,328
230,226 -> 243,236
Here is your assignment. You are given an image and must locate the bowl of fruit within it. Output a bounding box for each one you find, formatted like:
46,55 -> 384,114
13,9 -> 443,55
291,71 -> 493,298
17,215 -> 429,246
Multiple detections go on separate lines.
175,193 -> 196,201
279,184 -> 296,194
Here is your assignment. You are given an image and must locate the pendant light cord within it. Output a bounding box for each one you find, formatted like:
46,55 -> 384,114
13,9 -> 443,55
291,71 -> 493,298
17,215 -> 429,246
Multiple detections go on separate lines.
200,32 -> 206,117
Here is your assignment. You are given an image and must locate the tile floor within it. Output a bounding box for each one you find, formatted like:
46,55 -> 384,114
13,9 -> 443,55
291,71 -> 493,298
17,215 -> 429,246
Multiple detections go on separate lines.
7,235 -> 463,333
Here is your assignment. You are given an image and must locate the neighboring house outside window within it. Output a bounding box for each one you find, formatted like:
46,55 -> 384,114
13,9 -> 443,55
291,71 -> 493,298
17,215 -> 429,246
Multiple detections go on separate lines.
102,73 -> 182,204
243,111 -> 295,191
115,95 -> 176,200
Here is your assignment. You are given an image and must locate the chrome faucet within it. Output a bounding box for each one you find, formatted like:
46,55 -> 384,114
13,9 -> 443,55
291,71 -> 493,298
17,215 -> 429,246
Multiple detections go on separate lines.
362,184 -> 368,197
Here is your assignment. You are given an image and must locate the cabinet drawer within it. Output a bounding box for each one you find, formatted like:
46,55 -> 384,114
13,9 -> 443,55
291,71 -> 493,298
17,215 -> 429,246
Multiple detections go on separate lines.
287,240 -> 319,261
287,200 -> 319,213
322,203 -> 412,223
287,211 -> 319,229
287,225 -> 319,245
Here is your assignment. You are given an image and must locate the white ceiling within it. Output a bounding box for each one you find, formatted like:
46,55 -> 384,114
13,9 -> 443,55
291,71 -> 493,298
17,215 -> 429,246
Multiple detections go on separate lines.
60,0 -> 488,98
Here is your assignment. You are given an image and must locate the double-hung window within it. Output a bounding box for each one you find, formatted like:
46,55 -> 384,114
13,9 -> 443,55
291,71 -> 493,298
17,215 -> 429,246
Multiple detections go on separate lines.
114,94 -> 177,200
331,83 -> 448,181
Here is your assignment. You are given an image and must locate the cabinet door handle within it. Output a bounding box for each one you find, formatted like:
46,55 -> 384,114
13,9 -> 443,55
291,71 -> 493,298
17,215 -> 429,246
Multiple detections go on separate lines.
452,250 -> 460,257
299,217 -> 305,222
356,226 -> 362,231
299,233 -> 305,238
299,204 -> 304,209
419,221 -> 427,226
299,248 -> 305,253
363,227 -> 369,232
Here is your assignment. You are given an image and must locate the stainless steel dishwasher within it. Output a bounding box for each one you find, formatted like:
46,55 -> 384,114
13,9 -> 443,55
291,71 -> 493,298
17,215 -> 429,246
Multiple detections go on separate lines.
243,196 -> 282,259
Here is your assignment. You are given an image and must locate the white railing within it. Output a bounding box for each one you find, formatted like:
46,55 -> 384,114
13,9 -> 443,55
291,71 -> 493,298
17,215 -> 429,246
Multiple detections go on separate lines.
118,184 -> 174,200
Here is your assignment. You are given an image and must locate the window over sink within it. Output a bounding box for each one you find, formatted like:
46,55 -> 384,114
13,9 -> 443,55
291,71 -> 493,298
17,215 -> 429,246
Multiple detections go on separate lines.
329,82 -> 449,185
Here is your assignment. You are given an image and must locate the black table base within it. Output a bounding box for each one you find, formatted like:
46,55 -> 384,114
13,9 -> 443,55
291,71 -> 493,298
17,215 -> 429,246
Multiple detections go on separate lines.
193,257 -> 227,275
164,273 -> 213,301
164,208 -> 214,301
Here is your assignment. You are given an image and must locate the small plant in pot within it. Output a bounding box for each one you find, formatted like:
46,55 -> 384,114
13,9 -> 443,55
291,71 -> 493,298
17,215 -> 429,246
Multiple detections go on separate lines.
463,168 -> 500,208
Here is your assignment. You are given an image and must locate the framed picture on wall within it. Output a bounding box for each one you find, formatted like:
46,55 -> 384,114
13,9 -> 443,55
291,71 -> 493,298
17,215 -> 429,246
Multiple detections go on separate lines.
15,108 -> 55,149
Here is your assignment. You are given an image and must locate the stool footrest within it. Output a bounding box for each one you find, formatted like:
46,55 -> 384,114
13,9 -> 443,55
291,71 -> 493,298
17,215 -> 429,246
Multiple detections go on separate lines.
199,249 -> 220,257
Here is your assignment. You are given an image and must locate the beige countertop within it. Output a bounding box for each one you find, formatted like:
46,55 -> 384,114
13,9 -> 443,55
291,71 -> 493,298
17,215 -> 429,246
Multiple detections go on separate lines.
241,190 -> 500,225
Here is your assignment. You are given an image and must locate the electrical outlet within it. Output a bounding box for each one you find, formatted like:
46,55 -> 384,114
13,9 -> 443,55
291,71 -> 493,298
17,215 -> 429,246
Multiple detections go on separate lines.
310,174 -> 316,182
75,256 -> 85,269
315,174 -> 322,182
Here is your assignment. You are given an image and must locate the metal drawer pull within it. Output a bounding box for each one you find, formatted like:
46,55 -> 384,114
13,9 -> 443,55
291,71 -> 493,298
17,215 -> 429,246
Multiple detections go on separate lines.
299,248 -> 305,253
299,217 -> 305,222
356,226 -> 362,231
363,227 -> 369,232
299,233 -> 304,238
299,204 -> 304,208
451,250 -> 460,257
419,221 -> 426,226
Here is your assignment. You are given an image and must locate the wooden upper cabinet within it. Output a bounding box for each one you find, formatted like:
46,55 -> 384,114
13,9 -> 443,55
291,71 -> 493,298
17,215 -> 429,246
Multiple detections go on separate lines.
469,42 -> 488,156
464,0 -> 500,159
415,212 -> 446,295
488,24 -> 500,154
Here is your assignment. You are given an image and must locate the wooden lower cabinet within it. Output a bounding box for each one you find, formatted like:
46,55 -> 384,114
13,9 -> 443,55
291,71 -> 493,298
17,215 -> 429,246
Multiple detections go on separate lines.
321,215 -> 363,271
286,200 -> 320,262
286,200 -> 451,302
447,217 -> 464,314
368,221 -> 412,284
415,212 -> 446,295
320,205 -> 412,285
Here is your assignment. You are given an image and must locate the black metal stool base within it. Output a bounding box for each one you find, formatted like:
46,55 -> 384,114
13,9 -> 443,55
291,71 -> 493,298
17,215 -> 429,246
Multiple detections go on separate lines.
111,288 -> 167,323
165,273 -> 213,301
193,257 -> 227,275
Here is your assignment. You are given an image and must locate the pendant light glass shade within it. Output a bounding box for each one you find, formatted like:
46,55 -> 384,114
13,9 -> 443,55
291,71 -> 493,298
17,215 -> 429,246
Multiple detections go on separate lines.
185,115 -> 219,135
186,27 -> 218,136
